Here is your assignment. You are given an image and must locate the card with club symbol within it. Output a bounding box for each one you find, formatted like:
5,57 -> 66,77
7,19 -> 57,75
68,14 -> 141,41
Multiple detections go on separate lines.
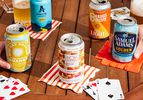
82,78 -> 124,100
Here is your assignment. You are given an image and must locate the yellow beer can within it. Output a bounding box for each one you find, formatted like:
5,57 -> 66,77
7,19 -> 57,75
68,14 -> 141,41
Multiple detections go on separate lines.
4,24 -> 31,72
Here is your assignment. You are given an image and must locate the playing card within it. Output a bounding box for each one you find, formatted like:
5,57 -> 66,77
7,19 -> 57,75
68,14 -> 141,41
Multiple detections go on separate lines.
111,7 -> 130,20
0,75 -> 30,100
0,75 -> 8,83
96,79 -> 124,100
82,81 -> 99,100
8,77 -> 27,87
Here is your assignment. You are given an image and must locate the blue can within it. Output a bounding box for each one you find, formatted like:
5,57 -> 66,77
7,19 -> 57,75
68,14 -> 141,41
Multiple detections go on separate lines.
112,17 -> 138,62
30,0 -> 52,32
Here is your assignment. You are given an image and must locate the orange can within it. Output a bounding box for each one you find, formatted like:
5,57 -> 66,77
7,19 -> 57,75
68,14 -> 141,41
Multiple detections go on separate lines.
89,0 -> 111,39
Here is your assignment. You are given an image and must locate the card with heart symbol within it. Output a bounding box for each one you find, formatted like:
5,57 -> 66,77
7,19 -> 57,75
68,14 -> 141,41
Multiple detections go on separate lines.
82,81 -> 99,100
0,75 -> 30,100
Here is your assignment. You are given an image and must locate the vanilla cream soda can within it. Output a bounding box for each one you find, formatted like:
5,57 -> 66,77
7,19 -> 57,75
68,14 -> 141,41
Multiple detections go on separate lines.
5,24 -> 31,72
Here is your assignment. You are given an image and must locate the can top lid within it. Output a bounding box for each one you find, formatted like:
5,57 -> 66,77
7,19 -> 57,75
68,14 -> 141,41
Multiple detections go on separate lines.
117,17 -> 136,26
6,24 -> 26,35
91,0 -> 109,4
60,33 -> 82,45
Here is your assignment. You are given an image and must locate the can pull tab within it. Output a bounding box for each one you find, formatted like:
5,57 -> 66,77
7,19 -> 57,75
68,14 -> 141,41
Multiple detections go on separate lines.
64,36 -> 74,43
19,28 -> 24,32
98,0 -> 107,3
124,19 -> 132,22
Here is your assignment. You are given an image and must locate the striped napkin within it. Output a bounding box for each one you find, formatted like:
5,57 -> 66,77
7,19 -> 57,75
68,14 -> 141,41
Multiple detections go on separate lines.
27,20 -> 62,41
39,62 -> 100,93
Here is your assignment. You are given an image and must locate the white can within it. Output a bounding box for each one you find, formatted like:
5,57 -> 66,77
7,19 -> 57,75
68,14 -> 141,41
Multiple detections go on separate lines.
58,33 -> 84,84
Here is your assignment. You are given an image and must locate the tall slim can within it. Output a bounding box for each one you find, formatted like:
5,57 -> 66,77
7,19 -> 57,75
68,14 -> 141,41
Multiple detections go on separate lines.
30,0 -> 52,32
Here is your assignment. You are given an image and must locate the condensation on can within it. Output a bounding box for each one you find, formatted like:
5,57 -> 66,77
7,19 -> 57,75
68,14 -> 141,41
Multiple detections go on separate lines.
89,0 -> 111,39
4,24 -> 31,72
58,33 -> 84,84
112,17 -> 138,62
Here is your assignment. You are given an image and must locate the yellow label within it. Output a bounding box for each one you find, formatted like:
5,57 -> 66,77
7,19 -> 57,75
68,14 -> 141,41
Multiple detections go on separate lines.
89,8 -> 110,39
6,39 -> 31,72
39,18 -> 46,22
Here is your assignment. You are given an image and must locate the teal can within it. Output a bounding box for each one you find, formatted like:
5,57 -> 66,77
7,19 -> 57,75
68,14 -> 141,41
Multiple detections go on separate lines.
30,0 -> 52,32
112,17 -> 138,62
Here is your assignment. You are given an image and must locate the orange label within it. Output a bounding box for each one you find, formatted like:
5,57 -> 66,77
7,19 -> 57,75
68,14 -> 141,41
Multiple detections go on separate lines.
89,8 -> 111,39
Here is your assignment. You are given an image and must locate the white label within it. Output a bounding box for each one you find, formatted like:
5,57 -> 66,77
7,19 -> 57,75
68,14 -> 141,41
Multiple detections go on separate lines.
64,54 -> 80,67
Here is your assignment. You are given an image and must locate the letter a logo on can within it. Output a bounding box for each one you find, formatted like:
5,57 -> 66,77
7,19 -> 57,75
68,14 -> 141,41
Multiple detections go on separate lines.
39,6 -> 45,12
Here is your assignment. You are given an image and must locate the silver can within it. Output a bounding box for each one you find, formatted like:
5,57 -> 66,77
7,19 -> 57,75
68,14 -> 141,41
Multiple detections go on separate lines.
58,33 -> 84,84
112,17 -> 138,62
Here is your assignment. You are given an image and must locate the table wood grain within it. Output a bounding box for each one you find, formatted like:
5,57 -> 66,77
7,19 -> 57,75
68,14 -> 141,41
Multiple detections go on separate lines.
0,0 -> 143,99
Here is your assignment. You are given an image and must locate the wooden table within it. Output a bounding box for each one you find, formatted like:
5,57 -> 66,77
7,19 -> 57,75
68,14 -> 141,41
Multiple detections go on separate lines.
0,0 -> 143,100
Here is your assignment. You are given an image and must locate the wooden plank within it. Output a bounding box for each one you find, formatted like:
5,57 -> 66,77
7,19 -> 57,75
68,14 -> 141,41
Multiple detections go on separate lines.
46,0 -> 80,95
14,94 -> 92,100
28,0 -> 66,94
0,0 -> 13,17
123,0 -> 130,7
123,0 -> 143,92
0,8 -> 4,17
0,0 -> 12,76
0,12 -> 13,41
90,0 -> 128,94
125,84 -> 143,100
66,0 -> 91,95
128,67 -> 143,90
90,0 -> 125,80
0,0 -> 40,89
107,0 -> 129,93
47,0 -> 84,95
7,0 -> 40,85
110,0 -> 124,8
0,9 -> 13,76
90,40 -> 107,79
27,61 -> 48,93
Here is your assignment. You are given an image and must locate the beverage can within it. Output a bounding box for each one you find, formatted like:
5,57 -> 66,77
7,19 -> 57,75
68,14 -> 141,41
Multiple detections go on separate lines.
89,0 -> 111,39
4,24 -> 32,72
30,0 -> 52,32
112,17 -> 138,62
58,33 -> 84,84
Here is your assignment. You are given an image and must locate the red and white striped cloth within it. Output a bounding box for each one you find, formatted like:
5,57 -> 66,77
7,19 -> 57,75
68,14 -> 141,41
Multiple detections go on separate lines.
39,62 -> 100,93
27,20 -> 62,41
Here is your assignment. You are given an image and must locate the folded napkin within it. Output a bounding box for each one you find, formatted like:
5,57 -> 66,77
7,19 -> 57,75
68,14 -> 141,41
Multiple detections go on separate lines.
39,62 -> 100,93
96,41 -> 143,73
27,20 -> 62,41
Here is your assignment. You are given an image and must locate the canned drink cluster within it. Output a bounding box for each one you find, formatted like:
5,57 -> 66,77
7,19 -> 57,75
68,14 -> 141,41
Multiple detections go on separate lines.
3,0 -> 140,85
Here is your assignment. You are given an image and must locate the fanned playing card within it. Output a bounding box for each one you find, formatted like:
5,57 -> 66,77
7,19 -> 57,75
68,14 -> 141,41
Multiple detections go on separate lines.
83,78 -> 124,100
0,75 -> 30,100
96,79 -> 124,100
82,81 -> 99,100
111,7 -> 130,20
0,75 -> 8,83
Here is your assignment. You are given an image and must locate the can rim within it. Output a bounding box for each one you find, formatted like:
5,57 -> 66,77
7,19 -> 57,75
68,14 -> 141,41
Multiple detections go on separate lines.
117,17 -> 137,26
60,33 -> 83,45
91,0 -> 109,4
90,0 -> 111,11
6,24 -> 26,35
